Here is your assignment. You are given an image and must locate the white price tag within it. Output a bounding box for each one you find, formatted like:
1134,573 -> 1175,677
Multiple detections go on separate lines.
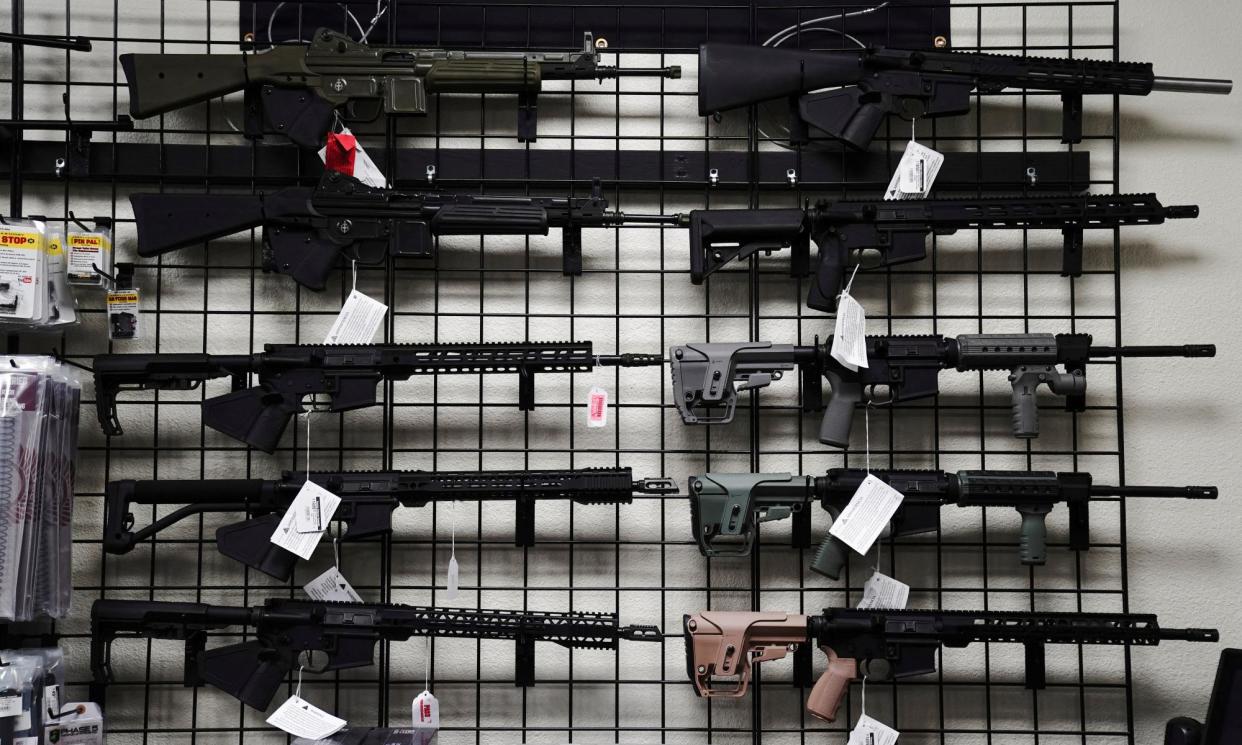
848,713 -> 900,745
884,140 -> 944,200
445,556 -> 460,600
586,385 -> 608,428
44,685 -> 60,718
828,474 -> 905,555
271,481 -> 342,561
266,695 -> 347,740
0,691 -> 21,717
303,566 -> 363,602
831,291 -> 869,371
14,737 -> 37,745
324,290 -> 388,345
857,571 -> 911,610
412,690 -> 440,729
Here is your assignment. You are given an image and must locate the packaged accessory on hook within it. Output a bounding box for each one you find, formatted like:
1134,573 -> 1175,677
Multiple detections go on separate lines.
66,217 -> 114,288
0,219 -> 80,331
105,263 -> 140,341
0,356 -> 84,621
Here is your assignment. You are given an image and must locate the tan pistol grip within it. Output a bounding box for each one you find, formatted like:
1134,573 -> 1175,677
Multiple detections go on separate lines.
806,650 -> 857,722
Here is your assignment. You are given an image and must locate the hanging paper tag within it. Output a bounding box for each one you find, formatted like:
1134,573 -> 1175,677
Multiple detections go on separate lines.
0,691 -> 21,717
318,127 -> 387,188
271,481 -> 342,560
43,685 -> 60,718
324,132 -> 358,176
828,474 -> 905,555
266,695 -> 347,739
303,565 -> 363,602
587,386 -> 609,428
445,556 -> 460,599
857,571 -> 911,610
830,291 -> 869,371
324,289 -> 388,344
848,714 -> 900,745
884,140 -> 944,201
412,690 -> 440,729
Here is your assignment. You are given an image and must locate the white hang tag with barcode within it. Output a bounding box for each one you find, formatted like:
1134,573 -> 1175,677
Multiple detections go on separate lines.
324,289 -> 388,345
830,290 -> 869,371
0,691 -> 20,717
43,685 -> 60,718
303,565 -> 363,602
884,140 -> 944,201
828,474 -> 905,555
848,714 -> 900,745
857,571 -> 911,610
271,481 -> 342,560
266,695 -> 347,739
587,385 -> 609,427
412,690 -> 440,729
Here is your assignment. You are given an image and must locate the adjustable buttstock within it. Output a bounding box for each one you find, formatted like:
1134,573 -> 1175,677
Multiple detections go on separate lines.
131,193 -> 265,258
698,44 -> 862,115
121,52 -> 249,119
688,209 -> 808,283
202,387 -> 299,453
197,640 -> 290,711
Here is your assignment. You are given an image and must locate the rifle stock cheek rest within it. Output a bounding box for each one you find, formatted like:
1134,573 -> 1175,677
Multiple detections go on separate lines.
130,193 -> 267,258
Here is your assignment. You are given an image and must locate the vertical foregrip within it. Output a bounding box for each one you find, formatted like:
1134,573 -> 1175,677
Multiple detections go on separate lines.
1016,505 -> 1053,564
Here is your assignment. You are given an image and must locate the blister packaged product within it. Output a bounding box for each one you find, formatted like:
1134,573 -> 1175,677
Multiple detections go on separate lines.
44,232 -> 79,328
44,701 -> 104,745
0,219 -> 48,327
0,654 -> 38,744
66,221 -> 113,288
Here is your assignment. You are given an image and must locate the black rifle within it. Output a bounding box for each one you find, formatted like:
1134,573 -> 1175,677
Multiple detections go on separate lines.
93,342 -> 663,452
688,469 -> 1217,578
698,43 -> 1231,149
104,468 -> 679,580
688,194 -> 1198,312
1165,649 -> 1242,745
90,598 -> 662,710
684,607 -> 1218,722
122,29 -> 680,146
131,171 -> 681,290
669,333 -> 1215,447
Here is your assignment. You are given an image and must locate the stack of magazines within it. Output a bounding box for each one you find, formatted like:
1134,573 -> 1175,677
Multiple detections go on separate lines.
0,356 -> 82,621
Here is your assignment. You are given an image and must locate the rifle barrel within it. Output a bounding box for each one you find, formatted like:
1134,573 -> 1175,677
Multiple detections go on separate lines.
599,65 -> 682,79
1090,344 -> 1216,358
1162,628 -> 1221,642
1151,75 -> 1233,95
1092,484 -> 1219,499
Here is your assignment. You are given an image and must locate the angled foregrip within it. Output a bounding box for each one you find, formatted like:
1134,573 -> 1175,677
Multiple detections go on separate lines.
202,387 -> 299,452
1017,504 -> 1053,564
809,534 -> 851,580
198,640 -> 290,710
806,651 -> 856,722
121,53 -> 249,118
819,371 -> 861,448
806,235 -> 847,312
131,193 -> 265,257
424,58 -> 541,93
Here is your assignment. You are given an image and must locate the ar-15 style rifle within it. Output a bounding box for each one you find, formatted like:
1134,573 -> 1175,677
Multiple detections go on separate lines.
697,43 -> 1230,149
688,194 -> 1198,312
684,608 -> 1217,721
669,333 -> 1215,447
105,468 -> 678,580
93,341 -> 663,452
91,598 -> 661,710
131,171 -> 682,290
122,29 -> 680,146
689,469 -> 1217,577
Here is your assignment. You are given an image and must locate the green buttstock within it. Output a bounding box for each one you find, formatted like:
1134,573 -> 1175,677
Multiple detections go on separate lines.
424,58 -> 541,94
121,52 -> 249,118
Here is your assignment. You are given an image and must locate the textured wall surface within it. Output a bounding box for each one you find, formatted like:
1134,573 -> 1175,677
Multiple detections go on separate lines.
1,0 -> 1238,743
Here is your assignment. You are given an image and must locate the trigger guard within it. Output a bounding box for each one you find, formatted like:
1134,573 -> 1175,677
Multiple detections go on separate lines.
342,239 -> 390,267
859,658 -> 892,680
342,98 -> 384,123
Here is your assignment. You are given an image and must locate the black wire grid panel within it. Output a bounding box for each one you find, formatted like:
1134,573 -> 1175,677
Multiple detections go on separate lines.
0,1 -> 1142,743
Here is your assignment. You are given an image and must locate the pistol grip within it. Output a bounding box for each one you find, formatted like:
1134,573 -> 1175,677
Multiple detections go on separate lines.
806,650 -> 856,722
806,238 -> 847,313
819,371 -> 861,448
809,534 -> 849,580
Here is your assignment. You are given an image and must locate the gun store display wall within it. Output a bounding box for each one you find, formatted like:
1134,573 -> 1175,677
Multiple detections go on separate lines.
0,0 -> 1239,743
